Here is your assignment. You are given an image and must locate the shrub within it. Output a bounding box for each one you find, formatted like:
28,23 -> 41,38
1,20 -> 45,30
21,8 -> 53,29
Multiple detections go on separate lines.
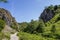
0,32 -> 10,40
0,19 -> 5,31
17,32 -> 47,40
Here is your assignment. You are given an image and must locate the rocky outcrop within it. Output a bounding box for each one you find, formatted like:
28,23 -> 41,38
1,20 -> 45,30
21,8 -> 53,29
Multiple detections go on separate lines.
0,8 -> 18,29
0,8 -> 13,26
39,5 -> 60,22
40,8 -> 55,22
0,8 -> 16,25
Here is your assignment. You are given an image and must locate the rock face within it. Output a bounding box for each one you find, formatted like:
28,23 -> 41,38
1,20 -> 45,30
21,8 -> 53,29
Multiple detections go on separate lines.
40,5 -> 60,22
0,8 -> 18,27
40,8 -> 55,22
0,8 -> 12,26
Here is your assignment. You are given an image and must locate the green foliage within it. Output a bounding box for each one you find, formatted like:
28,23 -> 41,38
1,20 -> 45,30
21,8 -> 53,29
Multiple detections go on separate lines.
0,19 -> 5,31
17,32 -> 57,40
17,32 -> 47,40
11,21 -> 18,31
18,5 -> 60,40
0,32 -> 10,40
23,20 -> 39,33
48,5 -> 54,10
51,25 -> 56,33
54,5 -> 58,10
0,19 -> 10,40
36,19 -> 45,33
50,14 -> 60,23
18,22 -> 28,31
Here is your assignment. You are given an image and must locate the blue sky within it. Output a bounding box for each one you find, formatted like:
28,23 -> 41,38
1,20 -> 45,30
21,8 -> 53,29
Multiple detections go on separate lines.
0,0 -> 60,22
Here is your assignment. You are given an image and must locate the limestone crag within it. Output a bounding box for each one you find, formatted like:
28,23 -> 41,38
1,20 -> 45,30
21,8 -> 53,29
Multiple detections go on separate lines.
0,8 -> 12,26
0,8 -> 18,27
40,8 -> 55,22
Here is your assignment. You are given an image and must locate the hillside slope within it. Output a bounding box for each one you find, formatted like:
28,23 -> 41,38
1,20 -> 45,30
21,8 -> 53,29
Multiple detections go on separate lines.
0,8 -> 19,40
18,5 -> 60,40
0,8 -> 19,31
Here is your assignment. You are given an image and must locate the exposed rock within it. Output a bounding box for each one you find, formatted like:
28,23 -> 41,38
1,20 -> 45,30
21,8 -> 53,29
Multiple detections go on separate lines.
39,5 -> 60,22
0,8 -> 19,31
0,8 -> 13,26
40,8 -> 55,22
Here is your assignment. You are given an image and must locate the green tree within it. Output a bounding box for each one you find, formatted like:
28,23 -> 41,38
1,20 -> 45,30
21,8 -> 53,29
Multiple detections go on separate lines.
24,19 -> 35,33
18,22 -> 28,31
24,20 -> 39,33
54,5 -> 58,11
48,5 -> 54,10
51,25 -> 56,34
36,19 -> 45,33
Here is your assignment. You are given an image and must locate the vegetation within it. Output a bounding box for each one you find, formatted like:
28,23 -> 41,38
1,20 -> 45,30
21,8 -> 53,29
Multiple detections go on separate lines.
0,32 -> 10,40
11,22 -> 18,31
17,32 -> 46,40
18,5 -> 60,40
0,19 -> 5,31
17,32 -> 57,40
0,4 -> 60,40
0,19 -> 10,40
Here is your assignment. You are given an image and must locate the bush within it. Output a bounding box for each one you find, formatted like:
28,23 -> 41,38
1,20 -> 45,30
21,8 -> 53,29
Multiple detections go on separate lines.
11,22 -> 18,31
17,32 -> 47,40
0,32 -> 10,40
0,19 -> 5,31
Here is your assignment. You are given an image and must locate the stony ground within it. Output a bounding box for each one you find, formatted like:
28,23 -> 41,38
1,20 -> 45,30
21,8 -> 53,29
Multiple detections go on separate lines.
10,32 -> 19,40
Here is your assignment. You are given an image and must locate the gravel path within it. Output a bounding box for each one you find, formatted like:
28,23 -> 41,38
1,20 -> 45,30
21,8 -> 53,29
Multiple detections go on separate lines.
10,32 -> 19,40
